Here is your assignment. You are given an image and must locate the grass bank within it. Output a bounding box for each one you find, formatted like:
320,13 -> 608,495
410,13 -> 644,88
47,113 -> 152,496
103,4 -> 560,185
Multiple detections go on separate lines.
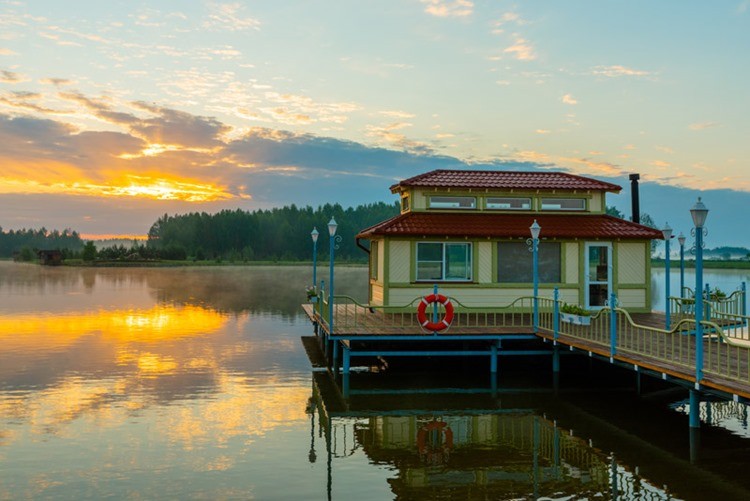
651,259 -> 750,270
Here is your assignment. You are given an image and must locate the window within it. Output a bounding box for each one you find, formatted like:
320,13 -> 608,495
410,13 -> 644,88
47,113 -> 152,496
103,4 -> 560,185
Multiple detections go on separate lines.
417,242 -> 472,281
497,242 -> 561,283
370,241 -> 379,280
429,196 -> 476,209
486,197 -> 531,210
401,195 -> 410,212
541,198 -> 586,211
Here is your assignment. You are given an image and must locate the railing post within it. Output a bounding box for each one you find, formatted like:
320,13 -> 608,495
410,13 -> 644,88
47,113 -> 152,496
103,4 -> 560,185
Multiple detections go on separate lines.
704,282 -> 711,322
553,287 -> 560,344
743,282 -> 747,320
609,292 -> 617,360
433,284 -> 439,326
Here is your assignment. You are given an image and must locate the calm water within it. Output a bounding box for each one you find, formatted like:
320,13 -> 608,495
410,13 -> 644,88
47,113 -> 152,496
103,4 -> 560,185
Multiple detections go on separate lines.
2,262 -> 750,500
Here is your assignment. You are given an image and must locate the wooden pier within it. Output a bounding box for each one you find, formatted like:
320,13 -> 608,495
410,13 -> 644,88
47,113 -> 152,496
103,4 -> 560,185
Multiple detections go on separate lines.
303,292 -> 750,401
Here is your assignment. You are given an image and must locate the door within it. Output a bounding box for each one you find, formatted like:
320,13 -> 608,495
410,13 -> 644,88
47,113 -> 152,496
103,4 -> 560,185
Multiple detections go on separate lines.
585,243 -> 612,309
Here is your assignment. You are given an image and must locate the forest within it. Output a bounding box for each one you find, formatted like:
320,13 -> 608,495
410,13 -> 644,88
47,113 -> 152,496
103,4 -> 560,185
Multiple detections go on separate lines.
145,202 -> 400,262
0,227 -> 83,259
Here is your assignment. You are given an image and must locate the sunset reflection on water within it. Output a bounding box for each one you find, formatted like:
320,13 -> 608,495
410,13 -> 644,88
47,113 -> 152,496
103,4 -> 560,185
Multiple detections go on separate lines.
0,263 -> 329,499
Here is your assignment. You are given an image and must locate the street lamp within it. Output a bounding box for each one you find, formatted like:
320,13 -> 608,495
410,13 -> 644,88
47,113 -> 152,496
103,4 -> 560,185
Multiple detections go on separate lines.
328,218 -> 338,338
691,197 -> 709,383
678,232 -> 686,299
311,227 -> 319,291
528,220 -> 541,331
662,222 -> 673,330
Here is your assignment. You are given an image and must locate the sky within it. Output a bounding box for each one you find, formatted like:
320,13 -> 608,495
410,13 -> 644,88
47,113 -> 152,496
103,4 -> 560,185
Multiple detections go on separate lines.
0,1 -> 748,243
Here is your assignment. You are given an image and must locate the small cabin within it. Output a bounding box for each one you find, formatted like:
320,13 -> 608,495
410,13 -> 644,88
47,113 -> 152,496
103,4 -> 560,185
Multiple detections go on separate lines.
357,170 -> 663,313
38,249 -> 63,266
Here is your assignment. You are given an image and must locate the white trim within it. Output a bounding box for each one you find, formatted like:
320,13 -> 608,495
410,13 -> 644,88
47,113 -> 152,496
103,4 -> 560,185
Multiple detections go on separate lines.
584,242 -> 612,310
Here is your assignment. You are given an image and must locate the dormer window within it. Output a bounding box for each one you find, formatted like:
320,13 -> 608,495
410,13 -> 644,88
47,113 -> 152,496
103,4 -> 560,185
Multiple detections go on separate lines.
541,197 -> 586,211
486,197 -> 531,210
401,194 -> 410,212
429,196 -> 476,209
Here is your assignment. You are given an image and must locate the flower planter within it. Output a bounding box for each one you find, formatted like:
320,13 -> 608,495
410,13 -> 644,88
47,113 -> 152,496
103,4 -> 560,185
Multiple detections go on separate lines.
560,312 -> 591,326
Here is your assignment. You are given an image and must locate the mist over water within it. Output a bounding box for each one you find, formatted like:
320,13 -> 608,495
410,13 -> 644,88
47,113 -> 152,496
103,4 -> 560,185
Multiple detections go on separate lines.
1,262 -> 750,499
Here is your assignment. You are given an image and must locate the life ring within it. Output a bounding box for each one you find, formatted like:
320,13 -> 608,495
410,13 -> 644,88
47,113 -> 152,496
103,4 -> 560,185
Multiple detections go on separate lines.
416,293 -> 454,331
417,420 -> 454,462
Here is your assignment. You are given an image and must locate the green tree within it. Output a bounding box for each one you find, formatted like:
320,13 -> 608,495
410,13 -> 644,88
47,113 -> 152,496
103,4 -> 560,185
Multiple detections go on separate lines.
82,241 -> 97,262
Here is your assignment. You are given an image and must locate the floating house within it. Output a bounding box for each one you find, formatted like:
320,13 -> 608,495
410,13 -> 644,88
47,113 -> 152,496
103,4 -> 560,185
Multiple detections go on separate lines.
37,249 -> 64,266
357,169 -> 663,313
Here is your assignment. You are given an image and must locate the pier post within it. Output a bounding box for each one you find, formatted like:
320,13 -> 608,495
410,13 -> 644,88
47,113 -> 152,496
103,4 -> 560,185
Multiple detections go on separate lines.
662,223 -> 672,330
332,341 -> 339,373
705,283 -> 711,322
490,342 -> 498,374
742,282 -> 747,318
689,389 -> 701,463
610,453 -> 618,500
553,288 -> 559,344
609,292 -> 617,359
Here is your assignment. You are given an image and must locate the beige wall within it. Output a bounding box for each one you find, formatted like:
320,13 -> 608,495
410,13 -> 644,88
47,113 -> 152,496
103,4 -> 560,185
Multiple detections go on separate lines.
589,192 -> 603,212
478,241 -> 492,284
371,283 -> 384,305
565,242 -> 579,284
376,240 -> 385,283
388,240 -> 411,283
617,242 -> 646,284
618,289 -> 647,309
387,286 -> 578,308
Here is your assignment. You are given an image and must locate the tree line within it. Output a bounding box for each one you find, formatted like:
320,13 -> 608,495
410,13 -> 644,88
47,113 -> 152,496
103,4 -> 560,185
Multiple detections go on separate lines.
0,227 -> 83,259
146,202 -> 400,262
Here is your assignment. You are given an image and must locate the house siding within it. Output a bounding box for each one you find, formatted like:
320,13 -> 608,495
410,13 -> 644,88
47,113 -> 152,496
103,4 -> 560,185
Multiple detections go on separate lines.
478,242 -> 492,284
564,242 -> 579,284
618,288 -> 647,309
371,283 -> 385,305
389,240 -> 411,283
617,242 -> 646,284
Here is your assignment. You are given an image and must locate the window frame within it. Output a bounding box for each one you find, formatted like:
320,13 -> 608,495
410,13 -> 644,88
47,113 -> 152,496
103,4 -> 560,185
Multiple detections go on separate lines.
540,197 -> 587,211
416,241 -> 473,282
428,196 -> 477,210
485,196 -> 532,211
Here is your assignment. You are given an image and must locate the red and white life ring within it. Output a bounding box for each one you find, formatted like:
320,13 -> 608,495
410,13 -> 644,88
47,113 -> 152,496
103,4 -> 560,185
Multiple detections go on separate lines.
417,420 -> 454,463
416,293 -> 454,331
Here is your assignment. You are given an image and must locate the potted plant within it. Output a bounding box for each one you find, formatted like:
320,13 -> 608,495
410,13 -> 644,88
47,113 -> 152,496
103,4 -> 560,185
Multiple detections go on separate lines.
306,286 -> 318,303
559,303 -> 592,326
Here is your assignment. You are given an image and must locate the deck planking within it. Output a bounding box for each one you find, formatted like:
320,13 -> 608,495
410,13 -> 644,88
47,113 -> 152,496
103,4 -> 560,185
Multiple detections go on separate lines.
301,303 -> 750,399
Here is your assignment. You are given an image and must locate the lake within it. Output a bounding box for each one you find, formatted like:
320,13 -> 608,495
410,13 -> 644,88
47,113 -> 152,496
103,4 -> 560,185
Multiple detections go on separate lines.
2,261 -> 750,500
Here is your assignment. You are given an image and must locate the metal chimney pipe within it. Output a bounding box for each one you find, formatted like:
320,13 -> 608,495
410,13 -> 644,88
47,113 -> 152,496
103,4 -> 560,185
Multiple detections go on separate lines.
629,173 -> 640,224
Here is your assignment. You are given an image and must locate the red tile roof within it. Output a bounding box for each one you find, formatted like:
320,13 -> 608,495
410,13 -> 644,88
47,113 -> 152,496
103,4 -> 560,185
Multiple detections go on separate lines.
390,169 -> 622,193
358,212 -> 663,240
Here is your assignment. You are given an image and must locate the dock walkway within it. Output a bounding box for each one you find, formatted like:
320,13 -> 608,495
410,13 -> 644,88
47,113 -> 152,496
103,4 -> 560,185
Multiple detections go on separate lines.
302,296 -> 750,401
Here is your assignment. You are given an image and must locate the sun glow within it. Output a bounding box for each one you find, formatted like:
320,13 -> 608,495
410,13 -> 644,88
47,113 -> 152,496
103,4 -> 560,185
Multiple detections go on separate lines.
0,304 -> 229,350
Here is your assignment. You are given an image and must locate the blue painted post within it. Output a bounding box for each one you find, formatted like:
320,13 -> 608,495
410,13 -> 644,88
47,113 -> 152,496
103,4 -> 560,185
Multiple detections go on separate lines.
609,292 -> 617,359
343,344 -> 350,374
665,236 -> 671,330
328,218 -> 337,339
695,223 -> 704,383
742,282 -> 747,319
533,236 -> 539,332
704,282 -> 711,322
553,287 -> 560,344
433,284 -> 439,326
311,227 -> 319,293
679,233 -> 686,298
689,389 -> 700,428
490,343 -> 497,374
610,453 -> 619,500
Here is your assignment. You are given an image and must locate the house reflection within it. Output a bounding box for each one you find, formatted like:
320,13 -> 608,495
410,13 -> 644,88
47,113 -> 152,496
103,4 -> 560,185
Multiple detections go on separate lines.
309,372 -> 671,500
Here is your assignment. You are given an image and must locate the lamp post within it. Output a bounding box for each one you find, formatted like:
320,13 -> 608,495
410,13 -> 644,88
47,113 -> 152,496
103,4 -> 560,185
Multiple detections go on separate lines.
311,227 -> 319,291
328,218 -> 338,337
662,222 -> 673,330
678,232 -> 686,298
691,198 -> 709,383
528,220 -> 541,332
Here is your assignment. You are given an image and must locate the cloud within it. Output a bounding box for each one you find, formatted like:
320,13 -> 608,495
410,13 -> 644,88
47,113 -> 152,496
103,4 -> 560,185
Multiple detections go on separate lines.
738,1 -> 749,14
491,12 -> 526,34
0,48 -> 17,56
40,77 -> 74,86
689,121 -> 720,131
503,38 -> 536,61
203,2 -> 261,31
561,94 -> 578,105
420,0 -> 474,18
535,129 -> 551,134
0,69 -> 23,83
591,65 -> 651,78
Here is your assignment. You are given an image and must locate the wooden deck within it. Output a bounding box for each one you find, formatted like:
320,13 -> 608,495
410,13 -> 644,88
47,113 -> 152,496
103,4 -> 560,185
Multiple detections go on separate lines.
302,303 -> 750,400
